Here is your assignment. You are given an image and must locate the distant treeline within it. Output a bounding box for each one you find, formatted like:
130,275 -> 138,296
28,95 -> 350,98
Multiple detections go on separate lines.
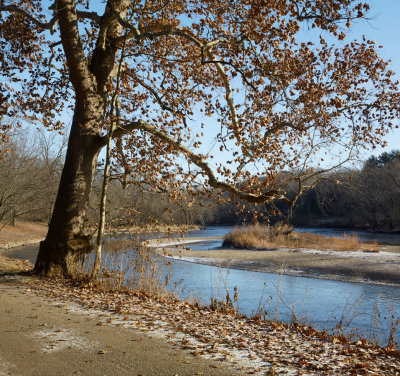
1,129 -> 399,232
0,129 -> 65,228
209,151 -> 400,232
293,151 -> 400,231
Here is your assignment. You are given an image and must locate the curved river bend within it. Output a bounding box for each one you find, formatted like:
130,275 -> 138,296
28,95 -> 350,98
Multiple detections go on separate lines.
4,226 -> 400,345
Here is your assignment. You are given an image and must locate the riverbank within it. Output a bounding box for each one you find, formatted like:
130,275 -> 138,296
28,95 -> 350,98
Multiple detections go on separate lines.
0,222 -> 47,249
1,257 -> 399,375
2,222 -> 400,286
0,273 -> 243,376
151,237 -> 400,286
0,221 -> 201,251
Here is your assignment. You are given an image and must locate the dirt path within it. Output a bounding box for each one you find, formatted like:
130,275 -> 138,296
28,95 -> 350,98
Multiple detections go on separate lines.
1,224 -> 400,374
0,275 -> 243,376
1,258 -> 399,375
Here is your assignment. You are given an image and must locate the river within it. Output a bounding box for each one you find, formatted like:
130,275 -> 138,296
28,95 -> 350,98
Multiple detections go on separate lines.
4,225 -> 400,345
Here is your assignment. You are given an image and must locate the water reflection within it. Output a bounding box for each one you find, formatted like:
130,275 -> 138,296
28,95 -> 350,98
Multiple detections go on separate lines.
2,244 -> 39,264
296,227 -> 400,245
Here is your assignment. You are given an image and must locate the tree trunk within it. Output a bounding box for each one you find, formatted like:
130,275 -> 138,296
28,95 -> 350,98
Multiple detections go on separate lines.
34,101 -> 103,277
90,112 -> 116,281
33,0 -> 129,277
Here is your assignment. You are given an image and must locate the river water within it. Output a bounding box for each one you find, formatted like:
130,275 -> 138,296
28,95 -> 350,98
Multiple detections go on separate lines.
4,226 -> 400,345
168,226 -> 400,345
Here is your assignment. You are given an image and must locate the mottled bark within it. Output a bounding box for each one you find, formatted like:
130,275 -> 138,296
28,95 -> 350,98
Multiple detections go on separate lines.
34,100 -> 104,276
34,0 -> 129,277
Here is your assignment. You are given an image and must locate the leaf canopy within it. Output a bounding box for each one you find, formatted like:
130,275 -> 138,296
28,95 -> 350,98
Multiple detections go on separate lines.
1,0 -> 399,205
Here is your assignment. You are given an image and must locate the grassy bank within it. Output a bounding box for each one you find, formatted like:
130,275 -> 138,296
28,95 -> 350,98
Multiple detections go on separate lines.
223,223 -> 381,252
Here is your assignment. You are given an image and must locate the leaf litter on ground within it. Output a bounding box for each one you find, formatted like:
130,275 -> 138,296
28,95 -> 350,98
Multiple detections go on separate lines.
21,277 -> 400,376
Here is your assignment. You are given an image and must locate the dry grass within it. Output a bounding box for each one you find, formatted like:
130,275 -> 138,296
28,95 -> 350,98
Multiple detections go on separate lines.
0,221 -> 47,248
82,237 -> 174,299
223,223 -> 380,252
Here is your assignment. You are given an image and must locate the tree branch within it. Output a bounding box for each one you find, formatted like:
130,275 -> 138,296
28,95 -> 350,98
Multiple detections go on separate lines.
0,5 -> 101,31
77,10 -> 101,24
108,120 -> 284,204
0,5 -> 58,31
126,71 -> 188,122
56,0 -> 95,97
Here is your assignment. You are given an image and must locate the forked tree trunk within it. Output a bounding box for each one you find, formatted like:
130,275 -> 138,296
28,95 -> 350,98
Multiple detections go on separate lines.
33,0 -> 129,277
34,102 -> 103,277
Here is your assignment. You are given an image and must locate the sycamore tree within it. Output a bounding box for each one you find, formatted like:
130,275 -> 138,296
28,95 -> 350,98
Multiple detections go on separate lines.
1,0 -> 399,277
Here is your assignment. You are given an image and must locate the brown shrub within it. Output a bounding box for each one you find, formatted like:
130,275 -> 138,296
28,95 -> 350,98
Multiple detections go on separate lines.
223,224 -> 380,252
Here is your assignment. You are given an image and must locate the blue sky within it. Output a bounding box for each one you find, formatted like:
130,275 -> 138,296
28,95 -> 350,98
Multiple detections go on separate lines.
201,1 -> 400,168
350,0 -> 400,158
38,1 -> 400,166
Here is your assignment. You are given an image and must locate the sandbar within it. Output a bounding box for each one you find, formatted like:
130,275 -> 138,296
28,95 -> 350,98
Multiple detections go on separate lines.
150,237 -> 400,286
